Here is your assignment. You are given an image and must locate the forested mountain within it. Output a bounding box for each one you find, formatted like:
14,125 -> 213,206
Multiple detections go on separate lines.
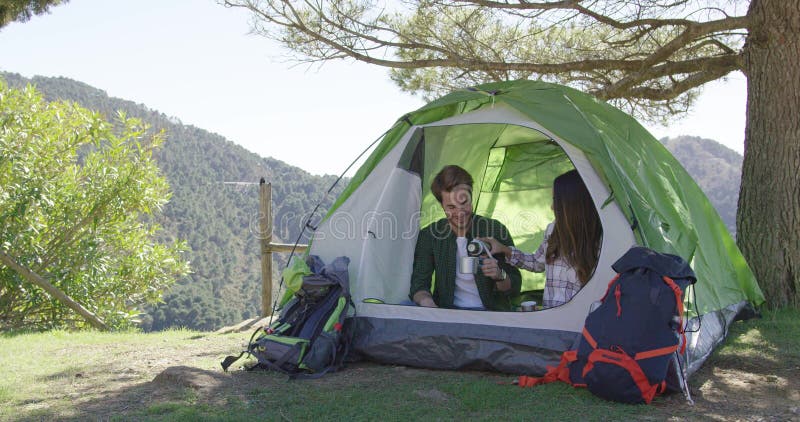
2,72 -> 345,331
2,72 -> 742,330
660,135 -> 742,235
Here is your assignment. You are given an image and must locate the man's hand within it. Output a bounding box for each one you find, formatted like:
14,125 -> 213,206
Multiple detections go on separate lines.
413,290 -> 438,307
481,257 -> 505,280
481,257 -> 511,292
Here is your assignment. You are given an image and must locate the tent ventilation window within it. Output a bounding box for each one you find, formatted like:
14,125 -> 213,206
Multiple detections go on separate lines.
397,128 -> 425,177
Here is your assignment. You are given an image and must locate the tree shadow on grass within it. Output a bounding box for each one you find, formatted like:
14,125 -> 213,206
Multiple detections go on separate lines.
14,312 -> 800,421
655,317 -> 800,421
19,354 -> 797,422
29,361 -> 464,421
30,360 -> 381,420
0,329 -> 42,338
33,365 -> 262,421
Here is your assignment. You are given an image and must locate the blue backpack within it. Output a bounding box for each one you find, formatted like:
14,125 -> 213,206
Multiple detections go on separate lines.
518,247 -> 696,404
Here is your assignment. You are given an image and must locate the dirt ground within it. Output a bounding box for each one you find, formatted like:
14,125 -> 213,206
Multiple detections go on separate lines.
64,344 -> 799,420
657,353 -> 800,421
16,320 -> 800,421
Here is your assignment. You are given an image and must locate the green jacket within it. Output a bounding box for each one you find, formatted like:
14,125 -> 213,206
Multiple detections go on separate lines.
409,214 -> 522,311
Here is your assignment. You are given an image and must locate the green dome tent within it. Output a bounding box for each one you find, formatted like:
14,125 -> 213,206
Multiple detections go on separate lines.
302,80 -> 763,375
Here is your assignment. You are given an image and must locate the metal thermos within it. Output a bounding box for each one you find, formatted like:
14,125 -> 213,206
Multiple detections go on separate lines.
466,239 -> 491,256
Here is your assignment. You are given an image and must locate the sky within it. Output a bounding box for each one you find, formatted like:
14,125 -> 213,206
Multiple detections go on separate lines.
0,0 -> 747,177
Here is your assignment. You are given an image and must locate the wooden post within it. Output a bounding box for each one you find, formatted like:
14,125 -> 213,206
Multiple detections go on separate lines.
259,178 -> 273,317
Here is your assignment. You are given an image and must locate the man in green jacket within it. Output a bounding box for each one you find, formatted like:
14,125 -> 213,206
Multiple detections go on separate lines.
410,165 -> 521,311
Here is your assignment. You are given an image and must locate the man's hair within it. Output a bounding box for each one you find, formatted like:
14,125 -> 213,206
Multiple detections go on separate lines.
431,165 -> 473,203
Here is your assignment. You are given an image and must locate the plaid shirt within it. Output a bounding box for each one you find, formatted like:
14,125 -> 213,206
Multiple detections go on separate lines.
507,223 -> 581,308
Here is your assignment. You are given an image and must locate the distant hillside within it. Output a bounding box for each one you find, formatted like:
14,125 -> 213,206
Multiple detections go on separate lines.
660,135 -> 742,235
2,72 -> 345,331
3,72 -> 743,329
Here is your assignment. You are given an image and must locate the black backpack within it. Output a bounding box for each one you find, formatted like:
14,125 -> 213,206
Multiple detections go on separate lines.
518,247 -> 696,404
221,256 -> 354,378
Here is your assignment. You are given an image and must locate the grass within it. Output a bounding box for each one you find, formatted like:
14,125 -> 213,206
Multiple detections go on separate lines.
0,329 -> 236,421
0,308 -> 798,421
721,307 -> 800,358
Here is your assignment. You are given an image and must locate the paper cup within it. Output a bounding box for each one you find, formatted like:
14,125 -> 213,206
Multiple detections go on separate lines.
520,300 -> 537,312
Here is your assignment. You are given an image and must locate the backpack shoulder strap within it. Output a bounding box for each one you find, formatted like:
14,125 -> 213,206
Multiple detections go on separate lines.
662,275 -> 688,353
296,293 -> 356,378
221,351 -> 247,372
220,322 -> 270,371
517,349 -> 579,388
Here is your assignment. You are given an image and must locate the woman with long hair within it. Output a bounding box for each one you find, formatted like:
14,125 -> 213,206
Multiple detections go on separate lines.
480,169 -> 602,308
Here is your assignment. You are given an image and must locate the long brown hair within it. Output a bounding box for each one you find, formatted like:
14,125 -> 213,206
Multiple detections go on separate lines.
546,170 -> 602,284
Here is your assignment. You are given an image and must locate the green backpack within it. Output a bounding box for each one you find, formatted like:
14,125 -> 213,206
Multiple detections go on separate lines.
221,256 -> 354,378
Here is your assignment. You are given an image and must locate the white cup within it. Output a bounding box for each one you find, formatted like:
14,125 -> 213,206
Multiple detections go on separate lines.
520,300 -> 537,312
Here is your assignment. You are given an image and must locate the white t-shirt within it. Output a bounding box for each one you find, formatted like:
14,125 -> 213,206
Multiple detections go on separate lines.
453,237 -> 483,308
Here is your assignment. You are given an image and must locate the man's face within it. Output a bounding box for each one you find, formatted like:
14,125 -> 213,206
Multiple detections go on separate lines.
441,185 -> 473,232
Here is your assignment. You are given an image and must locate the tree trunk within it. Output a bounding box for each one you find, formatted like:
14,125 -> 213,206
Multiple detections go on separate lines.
0,249 -> 109,330
739,0 -> 800,308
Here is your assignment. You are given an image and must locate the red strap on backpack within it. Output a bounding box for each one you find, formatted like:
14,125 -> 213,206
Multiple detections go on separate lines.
662,276 -> 687,353
583,347 -> 663,404
582,327 -> 598,349
600,274 -> 620,302
634,344 -> 678,360
517,350 -> 579,388
580,324 -> 677,404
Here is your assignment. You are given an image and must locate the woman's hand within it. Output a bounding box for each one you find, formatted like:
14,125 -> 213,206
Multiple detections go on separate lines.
477,237 -> 511,258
